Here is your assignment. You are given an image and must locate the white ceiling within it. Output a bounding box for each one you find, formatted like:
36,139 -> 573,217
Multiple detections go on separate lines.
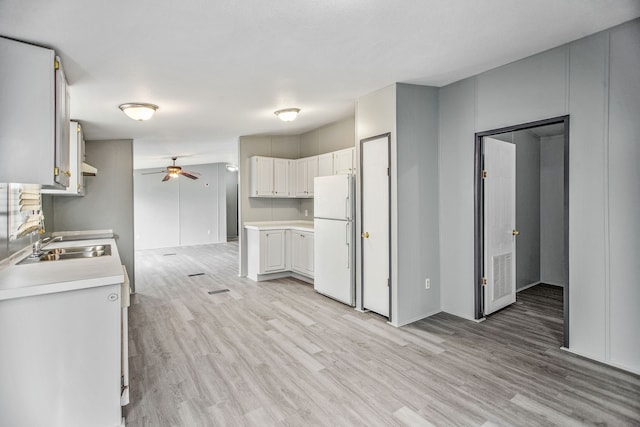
1,1 -> 638,169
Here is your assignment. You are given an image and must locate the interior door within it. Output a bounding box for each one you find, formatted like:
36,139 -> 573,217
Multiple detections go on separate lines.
483,137 -> 517,315
361,135 -> 390,317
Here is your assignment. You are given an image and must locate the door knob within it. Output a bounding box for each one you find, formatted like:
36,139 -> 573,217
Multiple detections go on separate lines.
361,232 -> 369,238
512,229 -> 520,236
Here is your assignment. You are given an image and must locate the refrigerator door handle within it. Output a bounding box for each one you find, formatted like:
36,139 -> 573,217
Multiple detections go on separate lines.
345,222 -> 350,269
345,196 -> 349,220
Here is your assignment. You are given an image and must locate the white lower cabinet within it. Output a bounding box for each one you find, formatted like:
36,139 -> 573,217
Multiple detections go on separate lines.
261,230 -> 286,272
291,230 -> 314,277
0,283 -> 123,427
246,226 -> 314,281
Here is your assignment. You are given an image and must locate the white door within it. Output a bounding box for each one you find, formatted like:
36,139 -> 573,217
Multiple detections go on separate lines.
361,135 -> 390,317
314,219 -> 353,305
483,137 -> 517,315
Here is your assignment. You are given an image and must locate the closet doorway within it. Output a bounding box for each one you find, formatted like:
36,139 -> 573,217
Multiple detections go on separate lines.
474,116 -> 569,347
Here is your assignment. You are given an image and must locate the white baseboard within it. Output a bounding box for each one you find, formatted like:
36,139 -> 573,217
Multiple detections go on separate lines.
517,281 -> 542,292
560,347 -> 640,376
391,308 -> 443,327
517,280 -> 565,292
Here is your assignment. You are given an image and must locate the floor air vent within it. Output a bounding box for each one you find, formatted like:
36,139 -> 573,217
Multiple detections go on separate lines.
188,273 -> 205,277
208,289 -> 230,295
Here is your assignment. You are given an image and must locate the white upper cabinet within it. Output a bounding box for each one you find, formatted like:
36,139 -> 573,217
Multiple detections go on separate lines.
42,121 -> 85,196
249,149 -> 354,198
249,156 -> 274,197
295,156 -> 318,197
273,158 -> 289,197
317,153 -> 334,177
333,148 -> 355,175
0,37 -> 70,188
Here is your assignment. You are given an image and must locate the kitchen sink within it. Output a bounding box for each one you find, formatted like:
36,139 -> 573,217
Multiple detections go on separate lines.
18,244 -> 112,265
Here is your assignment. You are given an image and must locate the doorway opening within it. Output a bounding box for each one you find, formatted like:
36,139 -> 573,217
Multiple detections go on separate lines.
474,116 -> 569,347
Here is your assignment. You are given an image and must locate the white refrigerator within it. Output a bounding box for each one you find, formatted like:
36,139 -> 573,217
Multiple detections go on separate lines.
314,174 -> 355,306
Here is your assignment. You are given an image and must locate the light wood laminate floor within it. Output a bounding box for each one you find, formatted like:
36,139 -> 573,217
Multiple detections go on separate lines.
125,242 -> 640,426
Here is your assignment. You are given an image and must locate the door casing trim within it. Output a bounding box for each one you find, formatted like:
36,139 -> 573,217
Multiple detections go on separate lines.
473,115 -> 570,348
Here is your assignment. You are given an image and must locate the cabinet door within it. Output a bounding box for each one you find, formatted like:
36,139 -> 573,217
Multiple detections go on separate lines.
291,231 -> 306,273
0,38 -> 56,185
261,230 -> 286,272
333,148 -> 355,175
54,57 -> 70,188
256,157 -> 274,196
306,156 -> 319,197
304,233 -> 314,276
288,160 -> 297,197
317,153 -> 333,177
42,121 -> 84,196
295,159 -> 308,197
273,158 -> 289,197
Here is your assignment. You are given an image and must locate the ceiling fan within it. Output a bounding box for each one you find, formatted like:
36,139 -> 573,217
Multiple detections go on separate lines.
142,157 -> 199,182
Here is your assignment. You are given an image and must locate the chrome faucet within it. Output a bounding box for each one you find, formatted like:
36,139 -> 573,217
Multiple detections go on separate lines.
31,235 -> 63,258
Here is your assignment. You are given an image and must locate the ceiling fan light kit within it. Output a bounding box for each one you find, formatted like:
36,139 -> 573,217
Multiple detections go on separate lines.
119,103 -> 159,121
142,157 -> 199,182
274,108 -> 300,122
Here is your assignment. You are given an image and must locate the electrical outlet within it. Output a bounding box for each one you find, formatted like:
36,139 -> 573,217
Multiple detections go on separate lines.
207,230 -> 211,235
304,209 -> 308,217
425,278 -> 431,289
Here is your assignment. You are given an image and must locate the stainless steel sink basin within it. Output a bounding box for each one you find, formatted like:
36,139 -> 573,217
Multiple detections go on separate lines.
18,244 -> 111,265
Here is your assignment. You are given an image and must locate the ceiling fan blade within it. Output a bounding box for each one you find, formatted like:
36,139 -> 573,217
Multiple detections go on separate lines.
141,170 -> 167,175
161,174 -> 171,182
180,171 -> 199,180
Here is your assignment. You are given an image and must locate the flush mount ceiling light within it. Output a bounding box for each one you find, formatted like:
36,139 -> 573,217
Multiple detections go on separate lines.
118,103 -> 159,121
274,108 -> 300,122
226,164 -> 238,172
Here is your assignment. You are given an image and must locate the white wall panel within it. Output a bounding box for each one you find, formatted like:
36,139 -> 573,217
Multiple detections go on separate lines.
476,47 -> 568,131
134,170 -> 179,250
540,136 -> 565,285
355,84 -> 397,317
567,31 -> 609,360
438,78 -> 476,319
608,21 -> 640,372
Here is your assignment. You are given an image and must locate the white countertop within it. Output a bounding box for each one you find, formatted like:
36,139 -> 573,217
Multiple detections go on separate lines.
0,238 -> 124,301
244,220 -> 314,232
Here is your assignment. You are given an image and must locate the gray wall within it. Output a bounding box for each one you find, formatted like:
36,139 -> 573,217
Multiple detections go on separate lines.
226,170 -> 238,239
396,84 -> 441,324
540,135 -> 565,286
355,83 -> 441,326
134,163 -> 228,249
438,19 -> 640,373
51,139 -> 135,290
514,131 -> 541,289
